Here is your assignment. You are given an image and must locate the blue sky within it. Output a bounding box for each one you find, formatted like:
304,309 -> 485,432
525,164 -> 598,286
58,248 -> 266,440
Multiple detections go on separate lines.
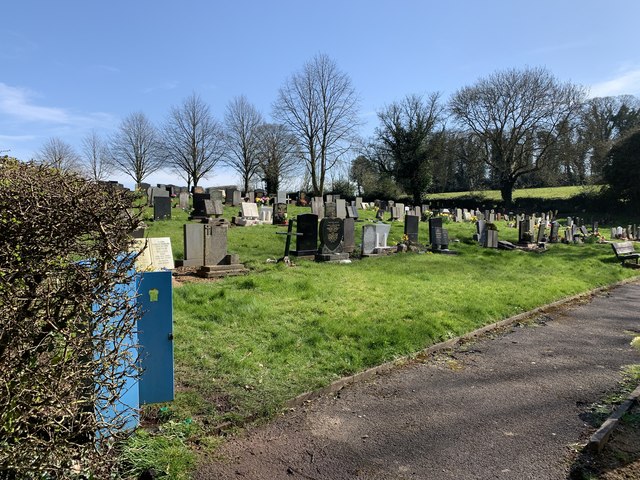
2,0 -> 640,188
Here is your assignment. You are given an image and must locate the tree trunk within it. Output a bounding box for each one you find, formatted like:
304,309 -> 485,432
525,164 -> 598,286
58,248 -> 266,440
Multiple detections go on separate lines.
500,180 -> 515,206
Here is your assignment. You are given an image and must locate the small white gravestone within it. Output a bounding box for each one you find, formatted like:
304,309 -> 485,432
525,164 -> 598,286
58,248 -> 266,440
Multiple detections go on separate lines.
133,237 -> 175,271
259,206 -> 272,223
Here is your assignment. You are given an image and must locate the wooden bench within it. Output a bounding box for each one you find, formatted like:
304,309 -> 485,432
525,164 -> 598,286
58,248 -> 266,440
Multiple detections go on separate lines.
611,241 -> 640,265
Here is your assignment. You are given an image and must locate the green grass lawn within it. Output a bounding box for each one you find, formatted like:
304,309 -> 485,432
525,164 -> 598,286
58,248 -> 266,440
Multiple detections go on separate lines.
426,185 -> 600,202
131,201 -> 640,477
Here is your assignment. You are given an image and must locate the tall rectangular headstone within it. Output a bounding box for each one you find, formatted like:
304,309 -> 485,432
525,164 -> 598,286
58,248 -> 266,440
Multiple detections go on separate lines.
325,202 -> 337,219
179,192 -> 189,210
342,217 -> 355,253
273,203 -> 288,225
292,213 -> 318,256
203,222 -> 228,266
404,214 -> 420,243
182,224 -> 205,267
429,217 -> 443,245
336,199 -> 347,219
277,190 -> 287,204
153,196 -> 171,221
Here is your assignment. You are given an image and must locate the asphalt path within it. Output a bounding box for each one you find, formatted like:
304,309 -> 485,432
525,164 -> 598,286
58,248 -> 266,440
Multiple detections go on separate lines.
196,281 -> 640,480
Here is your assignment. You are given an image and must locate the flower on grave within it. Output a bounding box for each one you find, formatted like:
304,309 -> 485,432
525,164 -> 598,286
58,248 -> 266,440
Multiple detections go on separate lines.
283,213 -> 288,219
402,234 -> 409,243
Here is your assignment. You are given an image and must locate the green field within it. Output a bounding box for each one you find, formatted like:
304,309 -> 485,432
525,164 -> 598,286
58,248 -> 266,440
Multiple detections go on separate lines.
126,201 -> 639,478
426,185 -> 601,202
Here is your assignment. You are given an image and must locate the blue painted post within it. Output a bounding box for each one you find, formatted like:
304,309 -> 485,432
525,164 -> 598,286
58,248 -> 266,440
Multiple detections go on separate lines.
137,270 -> 175,405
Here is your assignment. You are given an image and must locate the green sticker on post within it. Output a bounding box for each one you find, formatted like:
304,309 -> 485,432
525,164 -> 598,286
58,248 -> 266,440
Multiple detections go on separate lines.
149,288 -> 159,302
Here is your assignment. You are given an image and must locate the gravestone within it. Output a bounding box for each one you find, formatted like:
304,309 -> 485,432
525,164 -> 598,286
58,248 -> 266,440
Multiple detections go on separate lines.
291,213 -> 319,258
342,217 -> 356,253
177,224 -> 205,267
518,216 -> 534,244
311,198 -> 324,220
225,188 -> 235,205
404,214 -> 420,243
272,203 -> 288,225
347,204 -> 359,220
277,190 -> 287,204
324,202 -> 337,219
232,190 -> 242,206
316,217 -> 349,262
209,189 -> 224,202
133,237 -> 175,271
148,186 -> 169,206
391,203 -> 405,221
236,202 -> 260,226
549,221 -> 560,243
428,217 -> 443,245
431,227 -> 449,251
259,206 -> 272,223
336,199 -> 347,219
153,196 -> 171,221
475,219 -> 487,243
205,199 -> 224,218
375,208 -> 385,221
484,229 -> 498,248
537,224 -> 547,243
455,208 -> 463,222
190,193 -> 211,220
361,224 -> 392,256
197,221 -> 248,278
247,191 -> 255,203
179,192 -> 189,210
355,197 -> 363,209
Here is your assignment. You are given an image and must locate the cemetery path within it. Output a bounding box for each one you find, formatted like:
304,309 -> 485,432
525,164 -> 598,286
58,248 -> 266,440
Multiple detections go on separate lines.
195,281 -> 640,480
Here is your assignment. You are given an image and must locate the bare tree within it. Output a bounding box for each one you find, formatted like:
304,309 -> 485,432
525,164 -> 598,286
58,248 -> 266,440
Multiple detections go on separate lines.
273,53 -> 360,196
35,137 -> 82,173
110,112 -> 163,189
222,96 -> 264,193
161,93 -> 225,191
450,67 -> 585,204
255,123 -> 299,193
81,130 -> 112,181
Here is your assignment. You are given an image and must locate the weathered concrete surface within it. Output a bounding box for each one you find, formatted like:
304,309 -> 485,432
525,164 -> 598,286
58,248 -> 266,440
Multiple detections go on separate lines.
196,282 -> 640,480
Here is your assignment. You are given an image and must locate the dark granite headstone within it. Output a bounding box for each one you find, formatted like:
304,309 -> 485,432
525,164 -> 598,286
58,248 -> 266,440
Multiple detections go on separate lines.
428,217 -> 443,245
153,196 -> 171,221
292,213 -> 318,257
404,214 -> 420,243
319,217 -> 344,254
549,221 -> 560,243
191,193 -> 211,219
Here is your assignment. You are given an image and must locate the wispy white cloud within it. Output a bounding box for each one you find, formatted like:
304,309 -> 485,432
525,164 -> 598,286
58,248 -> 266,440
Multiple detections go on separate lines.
0,83 -> 71,123
0,83 -> 116,127
142,81 -> 179,94
589,68 -> 640,98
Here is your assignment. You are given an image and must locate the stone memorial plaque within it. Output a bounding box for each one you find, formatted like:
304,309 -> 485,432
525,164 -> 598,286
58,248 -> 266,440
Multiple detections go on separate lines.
241,202 -> 259,219
133,237 -> 175,271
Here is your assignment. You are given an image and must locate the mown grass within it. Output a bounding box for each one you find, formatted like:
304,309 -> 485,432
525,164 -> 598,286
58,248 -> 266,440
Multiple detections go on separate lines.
426,185 -> 600,201
136,200 -> 639,478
